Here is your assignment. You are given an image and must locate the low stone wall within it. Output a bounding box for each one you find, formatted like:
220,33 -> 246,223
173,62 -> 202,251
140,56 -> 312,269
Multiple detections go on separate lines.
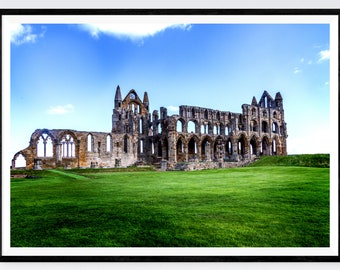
172,156 -> 258,171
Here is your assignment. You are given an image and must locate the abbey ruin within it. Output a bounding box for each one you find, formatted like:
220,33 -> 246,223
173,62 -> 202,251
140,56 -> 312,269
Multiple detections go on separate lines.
12,86 -> 288,170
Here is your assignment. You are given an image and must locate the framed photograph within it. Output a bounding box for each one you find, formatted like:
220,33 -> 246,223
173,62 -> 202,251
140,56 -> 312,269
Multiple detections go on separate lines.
1,8 -> 339,262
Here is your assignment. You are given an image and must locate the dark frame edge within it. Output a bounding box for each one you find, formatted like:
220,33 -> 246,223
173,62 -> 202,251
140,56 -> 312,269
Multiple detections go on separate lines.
1,7 -> 339,263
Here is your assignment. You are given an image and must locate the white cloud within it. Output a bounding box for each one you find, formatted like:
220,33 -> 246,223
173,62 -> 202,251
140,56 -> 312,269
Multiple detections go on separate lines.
318,49 -> 330,62
167,105 -> 179,114
10,24 -> 45,45
47,104 -> 74,115
293,67 -> 302,74
80,23 -> 191,41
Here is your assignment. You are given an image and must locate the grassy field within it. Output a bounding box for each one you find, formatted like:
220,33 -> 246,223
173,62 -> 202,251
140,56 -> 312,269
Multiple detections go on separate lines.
10,155 -> 330,247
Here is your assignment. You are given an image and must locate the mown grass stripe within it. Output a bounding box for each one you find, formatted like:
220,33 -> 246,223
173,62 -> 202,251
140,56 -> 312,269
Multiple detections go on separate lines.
49,169 -> 89,180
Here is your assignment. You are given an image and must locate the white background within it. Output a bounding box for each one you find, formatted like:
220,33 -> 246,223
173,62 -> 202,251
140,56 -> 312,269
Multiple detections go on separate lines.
1,0 -> 339,269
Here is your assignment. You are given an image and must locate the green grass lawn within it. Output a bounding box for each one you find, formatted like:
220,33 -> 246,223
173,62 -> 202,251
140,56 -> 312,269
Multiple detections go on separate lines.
10,156 -> 330,248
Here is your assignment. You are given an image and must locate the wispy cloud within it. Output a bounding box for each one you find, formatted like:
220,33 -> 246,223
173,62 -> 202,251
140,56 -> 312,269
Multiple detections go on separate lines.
318,49 -> 330,62
79,23 -> 191,41
293,67 -> 302,74
47,104 -> 75,115
10,24 -> 45,45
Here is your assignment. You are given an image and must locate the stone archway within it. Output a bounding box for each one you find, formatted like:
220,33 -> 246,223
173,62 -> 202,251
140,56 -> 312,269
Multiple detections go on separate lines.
12,152 -> 26,169
188,137 -> 198,161
261,136 -> 270,156
250,136 -> 257,156
176,137 -> 185,162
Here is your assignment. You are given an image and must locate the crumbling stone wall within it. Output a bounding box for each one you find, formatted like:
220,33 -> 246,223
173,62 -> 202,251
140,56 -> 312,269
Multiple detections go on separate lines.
12,87 -> 287,170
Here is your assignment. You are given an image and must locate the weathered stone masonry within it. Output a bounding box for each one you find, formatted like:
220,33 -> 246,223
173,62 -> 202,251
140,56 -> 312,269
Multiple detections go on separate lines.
12,86 -> 288,170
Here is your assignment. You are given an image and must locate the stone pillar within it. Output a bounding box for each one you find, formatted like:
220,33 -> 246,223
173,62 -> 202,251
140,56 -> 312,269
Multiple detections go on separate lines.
205,142 -> 211,161
231,138 -> 239,161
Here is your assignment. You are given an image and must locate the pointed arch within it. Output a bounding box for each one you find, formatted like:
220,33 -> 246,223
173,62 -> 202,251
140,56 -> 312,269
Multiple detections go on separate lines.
106,134 -> 112,152
60,132 -> 76,158
36,131 -> 54,158
176,119 -> 185,132
272,136 -> 280,155
187,120 -> 197,133
188,136 -> 199,160
250,120 -> 258,132
250,135 -> 258,156
12,152 -> 26,168
225,138 -> 233,157
176,136 -> 185,162
262,121 -> 268,133
216,111 -> 221,120
261,136 -> 270,156
272,121 -> 279,133
87,133 -> 94,152
204,109 -> 209,119
237,134 -> 248,156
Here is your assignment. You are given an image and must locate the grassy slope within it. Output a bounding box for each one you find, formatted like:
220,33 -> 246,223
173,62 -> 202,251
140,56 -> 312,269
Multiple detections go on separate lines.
249,154 -> 330,168
11,156 -> 330,248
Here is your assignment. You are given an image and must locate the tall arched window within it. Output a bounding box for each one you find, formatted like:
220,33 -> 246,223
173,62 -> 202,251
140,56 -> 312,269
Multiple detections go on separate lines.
106,135 -> 111,152
272,139 -> 277,154
262,121 -> 268,133
140,140 -> 144,154
151,142 -> 155,154
226,139 -> 232,155
87,134 -> 93,152
272,122 -> 278,133
37,133 -> 53,157
139,118 -> 143,134
216,111 -> 221,120
124,135 -> 128,153
200,124 -> 206,134
204,109 -> 209,119
61,134 -> 75,158
176,120 -> 183,132
187,121 -> 196,133
191,108 -> 196,118
250,120 -> 258,132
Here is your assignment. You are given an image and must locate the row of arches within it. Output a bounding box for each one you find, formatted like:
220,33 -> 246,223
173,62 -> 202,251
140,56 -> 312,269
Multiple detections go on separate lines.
36,132 -> 77,158
182,107 -> 234,121
34,132 -> 116,158
182,106 -> 281,122
170,134 -> 280,163
175,119 -> 281,135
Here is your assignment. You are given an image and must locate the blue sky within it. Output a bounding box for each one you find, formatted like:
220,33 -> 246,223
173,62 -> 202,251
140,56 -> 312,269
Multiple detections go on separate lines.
8,19 -> 333,158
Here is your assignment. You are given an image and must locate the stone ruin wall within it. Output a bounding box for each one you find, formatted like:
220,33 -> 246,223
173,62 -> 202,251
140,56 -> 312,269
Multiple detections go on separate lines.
12,87 -> 288,170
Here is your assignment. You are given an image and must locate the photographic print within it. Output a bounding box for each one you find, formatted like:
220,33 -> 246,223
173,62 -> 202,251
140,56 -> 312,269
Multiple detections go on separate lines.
1,10 -> 339,262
